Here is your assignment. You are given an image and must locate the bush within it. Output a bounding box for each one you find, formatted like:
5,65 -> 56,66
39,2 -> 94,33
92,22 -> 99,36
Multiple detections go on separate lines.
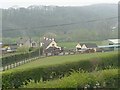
2,52 -> 119,89
23,69 -> 118,88
2,49 -> 39,67
17,46 -> 30,53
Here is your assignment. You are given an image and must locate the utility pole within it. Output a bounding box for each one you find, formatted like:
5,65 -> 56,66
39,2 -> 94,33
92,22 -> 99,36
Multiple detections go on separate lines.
29,36 -> 31,59
39,37 -> 40,57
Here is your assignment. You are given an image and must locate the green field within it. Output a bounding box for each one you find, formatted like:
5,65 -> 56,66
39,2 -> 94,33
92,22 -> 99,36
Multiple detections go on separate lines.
3,51 -> 117,73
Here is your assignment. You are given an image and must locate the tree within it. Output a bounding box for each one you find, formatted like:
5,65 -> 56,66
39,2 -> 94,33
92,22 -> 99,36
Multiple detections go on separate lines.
17,46 -> 30,53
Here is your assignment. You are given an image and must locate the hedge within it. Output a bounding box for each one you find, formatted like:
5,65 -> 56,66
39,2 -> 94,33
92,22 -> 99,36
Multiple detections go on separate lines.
24,69 -> 119,88
2,52 -> 118,89
2,49 -> 39,67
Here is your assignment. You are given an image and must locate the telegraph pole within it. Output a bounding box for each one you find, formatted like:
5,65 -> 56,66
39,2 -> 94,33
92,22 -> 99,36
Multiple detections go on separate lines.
39,36 -> 41,57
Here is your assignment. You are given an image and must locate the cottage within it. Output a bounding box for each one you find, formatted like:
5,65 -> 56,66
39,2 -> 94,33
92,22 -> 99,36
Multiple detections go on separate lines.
82,43 -> 97,50
76,43 -> 98,52
17,37 -> 37,47
76,43 -> 84,51
41,37 -> 61,56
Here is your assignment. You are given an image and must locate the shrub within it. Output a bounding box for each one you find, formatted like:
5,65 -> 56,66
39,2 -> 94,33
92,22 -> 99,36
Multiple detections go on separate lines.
2,49 -> 39,67
23,69 -> 119,88
17,46 -> 30,53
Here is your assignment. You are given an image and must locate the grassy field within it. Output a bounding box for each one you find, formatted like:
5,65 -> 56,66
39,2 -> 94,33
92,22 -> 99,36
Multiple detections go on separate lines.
23,69 -> 118,88
3,51 -> 118,73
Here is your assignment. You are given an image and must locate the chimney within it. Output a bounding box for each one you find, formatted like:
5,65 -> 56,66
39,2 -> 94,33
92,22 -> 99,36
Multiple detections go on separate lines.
40,43 -> 43,47
44,37 -> 46,40
52,38 -> 55,41
46,38 -> 48,40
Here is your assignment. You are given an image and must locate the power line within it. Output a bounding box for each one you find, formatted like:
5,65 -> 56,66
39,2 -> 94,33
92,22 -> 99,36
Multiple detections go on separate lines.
3,16 -> 118,32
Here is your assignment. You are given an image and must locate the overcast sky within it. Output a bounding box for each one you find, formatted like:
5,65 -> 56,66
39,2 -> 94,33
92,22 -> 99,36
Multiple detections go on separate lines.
0,0 -> 119,8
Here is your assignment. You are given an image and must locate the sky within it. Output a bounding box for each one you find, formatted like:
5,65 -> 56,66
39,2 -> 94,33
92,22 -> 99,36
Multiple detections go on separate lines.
0,0 -> 119,8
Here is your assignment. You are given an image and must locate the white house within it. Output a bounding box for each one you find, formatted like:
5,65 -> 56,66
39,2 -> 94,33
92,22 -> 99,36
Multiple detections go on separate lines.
76,43 -> 98,52
76,43 -> 83,51
41,37 -> 61,49
40,37 -> 61,55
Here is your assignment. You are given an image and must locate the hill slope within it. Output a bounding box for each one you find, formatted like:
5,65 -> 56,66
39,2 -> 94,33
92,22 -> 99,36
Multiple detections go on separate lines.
2,4 -> 118,42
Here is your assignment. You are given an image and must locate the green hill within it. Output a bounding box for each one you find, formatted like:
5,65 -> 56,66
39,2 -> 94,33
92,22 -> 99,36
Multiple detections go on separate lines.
2,4 -> 118,42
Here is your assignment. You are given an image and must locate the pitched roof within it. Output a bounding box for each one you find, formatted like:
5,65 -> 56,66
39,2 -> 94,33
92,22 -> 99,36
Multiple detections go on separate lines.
41,39 -> 53,49
83,43 -> 98,48
79,43 -> 84,46
17,37 -> 35,44
2,44 -> 18,51
45,47 -> 60,53
41,37 -> 56,49
17,38 -> 27,44
9,44 -> 18,50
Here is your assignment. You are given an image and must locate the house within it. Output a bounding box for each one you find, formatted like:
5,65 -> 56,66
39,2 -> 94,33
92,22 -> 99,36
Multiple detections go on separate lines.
102,39 -> 120,45
7,44 -> 18,52
81,43 -> 98,50
0,42 -> 8,54
76,43 -> 84,51
108,39 -> 120,45
98,39 -> 120,52
2,44 -> 18,53
17,37 -> 38,48
76,43 -> 98,52
40,37 -> 61,56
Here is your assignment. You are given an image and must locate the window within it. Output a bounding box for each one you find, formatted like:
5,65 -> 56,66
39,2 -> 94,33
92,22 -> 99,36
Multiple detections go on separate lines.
32,43 -> 36,47
52,44 -> 55,46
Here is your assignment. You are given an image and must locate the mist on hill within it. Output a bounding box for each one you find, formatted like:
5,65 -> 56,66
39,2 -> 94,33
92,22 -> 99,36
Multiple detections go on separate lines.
1,4 -> 118,43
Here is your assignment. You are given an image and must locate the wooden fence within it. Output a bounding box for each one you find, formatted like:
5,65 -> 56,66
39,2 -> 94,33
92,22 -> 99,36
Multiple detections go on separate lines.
1,49 -> 97,71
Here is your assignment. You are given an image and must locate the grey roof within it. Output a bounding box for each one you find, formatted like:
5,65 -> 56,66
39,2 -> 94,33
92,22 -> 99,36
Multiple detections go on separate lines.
78,43 -> 84,46
41,39 -> 53,49
9,44 -> 18,50
83,43 -> 98,48
1,44 -> 18,51
17,38 -> 27,44
45,47 -> 60,53
17,38 -> 35,44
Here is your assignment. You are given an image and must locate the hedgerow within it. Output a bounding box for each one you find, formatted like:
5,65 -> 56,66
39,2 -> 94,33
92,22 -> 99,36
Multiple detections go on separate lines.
2,49 -> 39,67
23,69 -> 119,88
2,52 -> 118,89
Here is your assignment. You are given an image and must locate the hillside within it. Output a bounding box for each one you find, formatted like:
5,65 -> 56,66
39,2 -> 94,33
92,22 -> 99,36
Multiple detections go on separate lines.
2,4 -> 118,42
